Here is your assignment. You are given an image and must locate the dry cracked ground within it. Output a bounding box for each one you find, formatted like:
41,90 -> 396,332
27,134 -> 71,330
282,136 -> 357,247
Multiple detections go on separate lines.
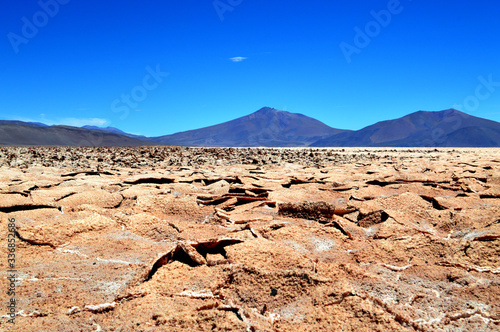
0,146 -> 499,331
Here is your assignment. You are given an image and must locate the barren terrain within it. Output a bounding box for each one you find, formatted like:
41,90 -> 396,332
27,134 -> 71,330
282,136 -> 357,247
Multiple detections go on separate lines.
1,147 -> 499,331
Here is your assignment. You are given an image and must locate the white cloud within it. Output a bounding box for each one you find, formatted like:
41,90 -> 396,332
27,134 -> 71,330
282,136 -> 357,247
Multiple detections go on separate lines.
59,118 -> 109,127
229,57 -> 247,63
3,115 -> 109,128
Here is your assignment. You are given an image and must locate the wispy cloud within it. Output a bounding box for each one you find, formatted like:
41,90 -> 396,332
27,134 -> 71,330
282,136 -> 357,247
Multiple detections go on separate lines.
3,115 -> 110,127
58,118 -> 109,127
229,56 -> 247,63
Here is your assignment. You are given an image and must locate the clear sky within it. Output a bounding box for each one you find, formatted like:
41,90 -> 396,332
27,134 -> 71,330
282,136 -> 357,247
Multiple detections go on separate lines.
2,0 -> 500,136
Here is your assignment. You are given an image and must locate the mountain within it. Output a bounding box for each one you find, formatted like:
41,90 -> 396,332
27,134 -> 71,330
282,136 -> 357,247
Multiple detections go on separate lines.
311,109 -> 500,147
81,125 -> 148,140
81,125 -> 126,134
1,108 -> 499,147
0,121 -> 152,146
151,107 -> 348,147
0,120 -> 48,128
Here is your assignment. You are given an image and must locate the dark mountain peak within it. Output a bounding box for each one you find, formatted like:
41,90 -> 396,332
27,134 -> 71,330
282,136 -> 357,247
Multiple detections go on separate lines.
312,108 -> 500,147
152,107 -> 347,146
255,107 -> 280,114
441,108 -> 469,117
413,108 -> 460,115
427,108 -> 468,116
408,109 -> 471,122
252,107 -> 309,119
442,108 -> 460,113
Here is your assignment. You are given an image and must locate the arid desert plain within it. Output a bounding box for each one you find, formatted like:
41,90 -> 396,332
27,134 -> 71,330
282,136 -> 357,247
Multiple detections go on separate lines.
1,146 -> 499,331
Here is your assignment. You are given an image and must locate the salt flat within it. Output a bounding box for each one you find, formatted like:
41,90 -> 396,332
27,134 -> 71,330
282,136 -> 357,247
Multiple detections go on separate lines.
1,147 -> 499,331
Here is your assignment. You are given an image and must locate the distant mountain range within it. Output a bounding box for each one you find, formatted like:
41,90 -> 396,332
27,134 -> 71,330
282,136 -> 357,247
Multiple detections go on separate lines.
1,107 -> 499,147
0,123 -> 151,146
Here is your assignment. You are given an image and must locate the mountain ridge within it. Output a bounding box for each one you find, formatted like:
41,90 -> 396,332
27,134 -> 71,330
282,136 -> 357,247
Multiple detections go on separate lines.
1,107 -> 499,147
311,109 -> 500,147
150,107 -> 349,147
0,122 -> 152,146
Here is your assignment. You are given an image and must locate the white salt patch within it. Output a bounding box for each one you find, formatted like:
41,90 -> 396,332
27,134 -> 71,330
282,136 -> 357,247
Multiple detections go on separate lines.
84,302 -> 116,312
96,257 -> 132,265
180,289 -> 214,298
67,306 -> 80,314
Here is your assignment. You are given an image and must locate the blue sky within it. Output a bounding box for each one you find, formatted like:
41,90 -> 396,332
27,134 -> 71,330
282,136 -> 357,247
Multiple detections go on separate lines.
2,0 -> 500,136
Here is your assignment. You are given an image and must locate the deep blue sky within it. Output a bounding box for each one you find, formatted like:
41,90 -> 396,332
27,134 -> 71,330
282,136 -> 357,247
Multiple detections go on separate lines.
2,0 -> 500,136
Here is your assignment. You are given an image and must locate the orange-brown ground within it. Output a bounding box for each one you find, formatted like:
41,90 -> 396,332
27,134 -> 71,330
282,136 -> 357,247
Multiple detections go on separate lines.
1,147 -> 499,331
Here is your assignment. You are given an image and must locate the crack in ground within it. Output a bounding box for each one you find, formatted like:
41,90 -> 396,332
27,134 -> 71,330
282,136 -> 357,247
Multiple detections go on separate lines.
15,229 -> 56,248
0,204 -> 60,213
124,177 -> 175,185
143,238 -> 244,282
